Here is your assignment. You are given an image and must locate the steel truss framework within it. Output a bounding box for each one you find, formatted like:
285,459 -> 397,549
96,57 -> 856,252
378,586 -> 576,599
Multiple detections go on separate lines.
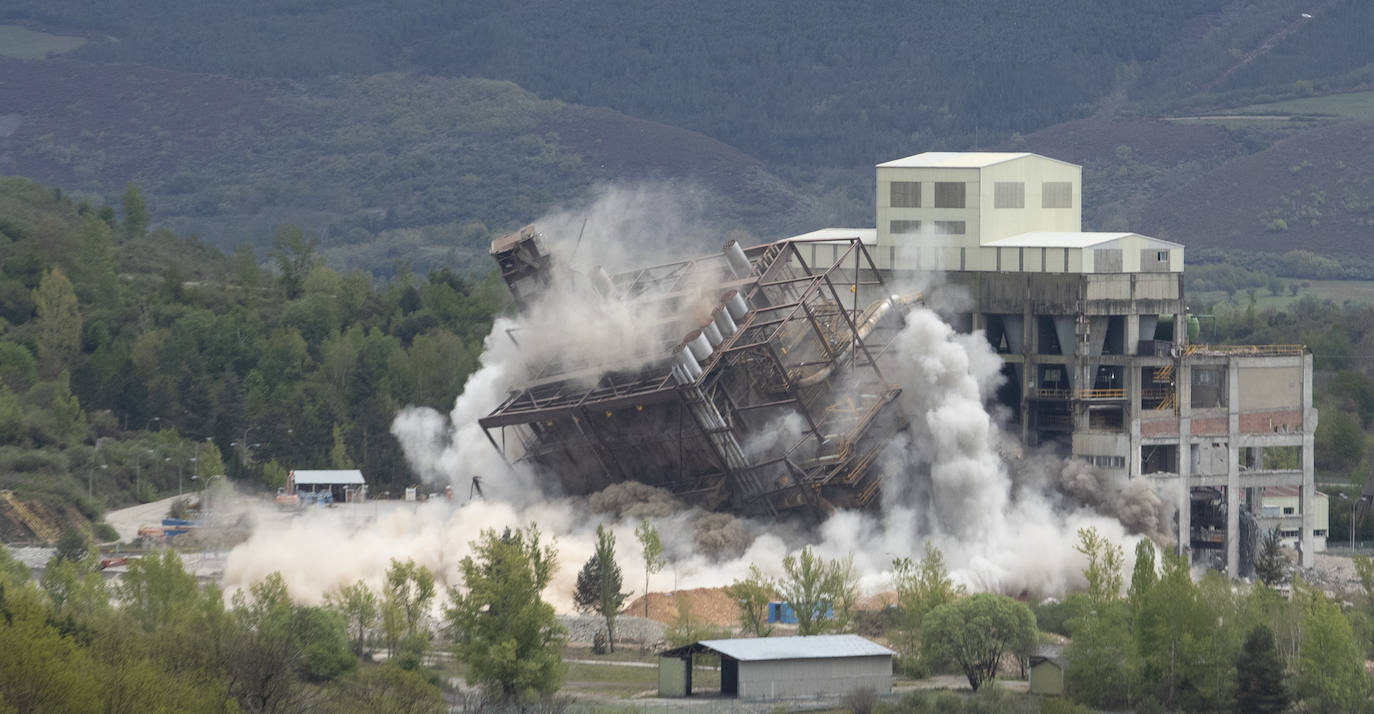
480,236 -> 913,519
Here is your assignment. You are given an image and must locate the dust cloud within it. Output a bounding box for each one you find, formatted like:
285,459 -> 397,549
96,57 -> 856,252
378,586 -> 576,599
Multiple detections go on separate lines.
225,189 -> 1173,608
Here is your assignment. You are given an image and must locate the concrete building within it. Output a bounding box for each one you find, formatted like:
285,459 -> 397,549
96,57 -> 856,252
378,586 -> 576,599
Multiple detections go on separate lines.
658,635 -> 893,699
1260,486 -> 1329,552
788,152 -> 1317,577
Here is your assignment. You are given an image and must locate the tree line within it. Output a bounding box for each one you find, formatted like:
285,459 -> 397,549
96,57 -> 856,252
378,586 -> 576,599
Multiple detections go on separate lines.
0,177 -> 504,532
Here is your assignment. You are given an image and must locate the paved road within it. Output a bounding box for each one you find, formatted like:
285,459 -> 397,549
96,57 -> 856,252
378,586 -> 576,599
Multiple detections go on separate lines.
103,495 -> 186,542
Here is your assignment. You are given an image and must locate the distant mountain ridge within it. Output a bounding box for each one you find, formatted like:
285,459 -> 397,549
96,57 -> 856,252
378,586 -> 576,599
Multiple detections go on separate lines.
4,0 -> 1374,266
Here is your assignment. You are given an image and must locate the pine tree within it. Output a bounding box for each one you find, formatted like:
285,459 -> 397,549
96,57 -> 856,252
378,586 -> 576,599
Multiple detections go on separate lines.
1254,527 -> 1289,587
1235,624 -> 1288,714
573,524 -> 629,653
121,183 -> 149,240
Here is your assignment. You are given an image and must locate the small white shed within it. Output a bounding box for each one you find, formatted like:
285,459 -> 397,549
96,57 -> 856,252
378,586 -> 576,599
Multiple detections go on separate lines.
658,634 -> 893,700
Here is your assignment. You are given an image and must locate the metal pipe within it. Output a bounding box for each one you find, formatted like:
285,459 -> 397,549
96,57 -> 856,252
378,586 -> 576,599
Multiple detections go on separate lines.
795,292 -> 922,387
713,305 -> 737,337
723,289 -> 750,320
675,345 -> 703,380
686,329 -> 713,362
703,321 -> 723,347
723,240 -> 753,278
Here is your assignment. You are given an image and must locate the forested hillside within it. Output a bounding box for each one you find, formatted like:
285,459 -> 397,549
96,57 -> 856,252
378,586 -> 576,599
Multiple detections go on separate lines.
0,58 -> 811,270
5,0 -> 1374,269
0,178 -> 500,535
1,0 -> 1216,167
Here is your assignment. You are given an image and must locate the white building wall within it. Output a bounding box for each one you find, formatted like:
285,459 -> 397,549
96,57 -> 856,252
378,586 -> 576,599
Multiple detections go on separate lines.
737,656 -> 892,700
979,157 -> 1081,241
877,166 -> 980,252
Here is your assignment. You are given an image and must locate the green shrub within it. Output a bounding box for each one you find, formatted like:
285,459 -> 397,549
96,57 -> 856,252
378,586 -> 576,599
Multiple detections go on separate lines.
93,522 -> 119,542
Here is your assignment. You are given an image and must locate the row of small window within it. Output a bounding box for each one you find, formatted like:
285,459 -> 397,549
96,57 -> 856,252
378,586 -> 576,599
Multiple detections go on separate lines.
889,181 -> 1073,209
1278,529 -> 1328,538
890,220 -> 966,235
1085,455 -> 1127,469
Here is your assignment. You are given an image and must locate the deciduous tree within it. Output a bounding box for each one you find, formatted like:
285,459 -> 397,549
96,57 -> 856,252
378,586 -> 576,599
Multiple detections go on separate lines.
325,579 -> 379,657
31,267 -> 82,376
1075,526 -> 1123,603
892,543 -> 964,670
777,546 -> 857,635
724,565 -> 775,637
923,593 -> 1037,692
446,525 -> 566,701
634,517 -> 665,619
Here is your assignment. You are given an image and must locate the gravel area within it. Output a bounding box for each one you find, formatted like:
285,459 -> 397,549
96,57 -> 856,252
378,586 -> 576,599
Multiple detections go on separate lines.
559,614 -> 665,646
5,545 -> 54,569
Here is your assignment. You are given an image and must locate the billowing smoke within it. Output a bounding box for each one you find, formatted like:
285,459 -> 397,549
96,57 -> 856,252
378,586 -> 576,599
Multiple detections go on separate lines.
225,188 -> 1174,609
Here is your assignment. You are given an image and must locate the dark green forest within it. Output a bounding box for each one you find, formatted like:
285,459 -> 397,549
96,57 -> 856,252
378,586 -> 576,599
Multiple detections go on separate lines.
0,177 -> 502,530
9,0 -> 1374,173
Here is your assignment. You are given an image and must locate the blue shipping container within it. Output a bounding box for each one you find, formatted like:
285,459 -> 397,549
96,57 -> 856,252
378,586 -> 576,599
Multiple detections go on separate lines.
766,601 -> 833,624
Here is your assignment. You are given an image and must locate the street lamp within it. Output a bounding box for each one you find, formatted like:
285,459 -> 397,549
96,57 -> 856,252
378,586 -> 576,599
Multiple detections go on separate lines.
137,448 -> 154,500
89,437 -> 107,502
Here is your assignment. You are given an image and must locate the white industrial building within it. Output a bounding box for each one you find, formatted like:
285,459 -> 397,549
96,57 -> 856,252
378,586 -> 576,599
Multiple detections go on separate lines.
658,634 -> 893,699
1260,486 -> 1329,552
787,151 -> 1317,578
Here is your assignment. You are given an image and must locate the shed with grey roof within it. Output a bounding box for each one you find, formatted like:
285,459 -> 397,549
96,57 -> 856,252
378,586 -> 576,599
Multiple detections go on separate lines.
657,634 -> 893,699
288,469 -> 367,504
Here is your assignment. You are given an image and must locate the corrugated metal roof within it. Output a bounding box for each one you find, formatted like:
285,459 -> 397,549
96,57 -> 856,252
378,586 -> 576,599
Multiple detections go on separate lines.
983,231 -> 1183,249
878,151 -> 1048,169
693,635 -> 893,661
783,228 -> 877,245
291,469 -> 365,485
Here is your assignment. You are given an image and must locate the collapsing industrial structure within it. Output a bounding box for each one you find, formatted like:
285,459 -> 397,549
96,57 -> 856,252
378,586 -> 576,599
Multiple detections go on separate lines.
481,227 -> 916,519
482,152 -> 1319,577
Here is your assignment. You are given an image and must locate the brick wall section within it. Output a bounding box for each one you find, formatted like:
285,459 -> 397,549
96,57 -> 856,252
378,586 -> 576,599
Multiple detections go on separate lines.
1238,409 -> 1303,434
1141,418 -> 1179,437
1190,416 -> 1227,435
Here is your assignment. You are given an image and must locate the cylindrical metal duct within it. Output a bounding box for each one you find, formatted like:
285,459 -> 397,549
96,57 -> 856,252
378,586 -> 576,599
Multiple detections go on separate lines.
722,289 -> 750,320
686,329 -> 713,362
591,266 -> 614,297
712,306 -> 736,337
670,364 -> 692,386
675,345 -> 703,380
723,240 -> 753,278
703,321 -> 723,347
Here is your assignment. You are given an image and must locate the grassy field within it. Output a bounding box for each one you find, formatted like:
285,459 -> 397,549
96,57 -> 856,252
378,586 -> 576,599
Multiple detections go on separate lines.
1190,279 -> 1374,313
1228,91 -> 1374,120
562,659 -> 721,699
0,25 -> 85,59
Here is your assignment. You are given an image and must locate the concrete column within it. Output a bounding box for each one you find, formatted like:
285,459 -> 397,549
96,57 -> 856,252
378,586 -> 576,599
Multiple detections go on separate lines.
1177,359 -> 1192,556
1226,358 -> 1241,579
1301,352 -> 1317,567
1128,364 -> 1142,479
1126,312 -> 1140,357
